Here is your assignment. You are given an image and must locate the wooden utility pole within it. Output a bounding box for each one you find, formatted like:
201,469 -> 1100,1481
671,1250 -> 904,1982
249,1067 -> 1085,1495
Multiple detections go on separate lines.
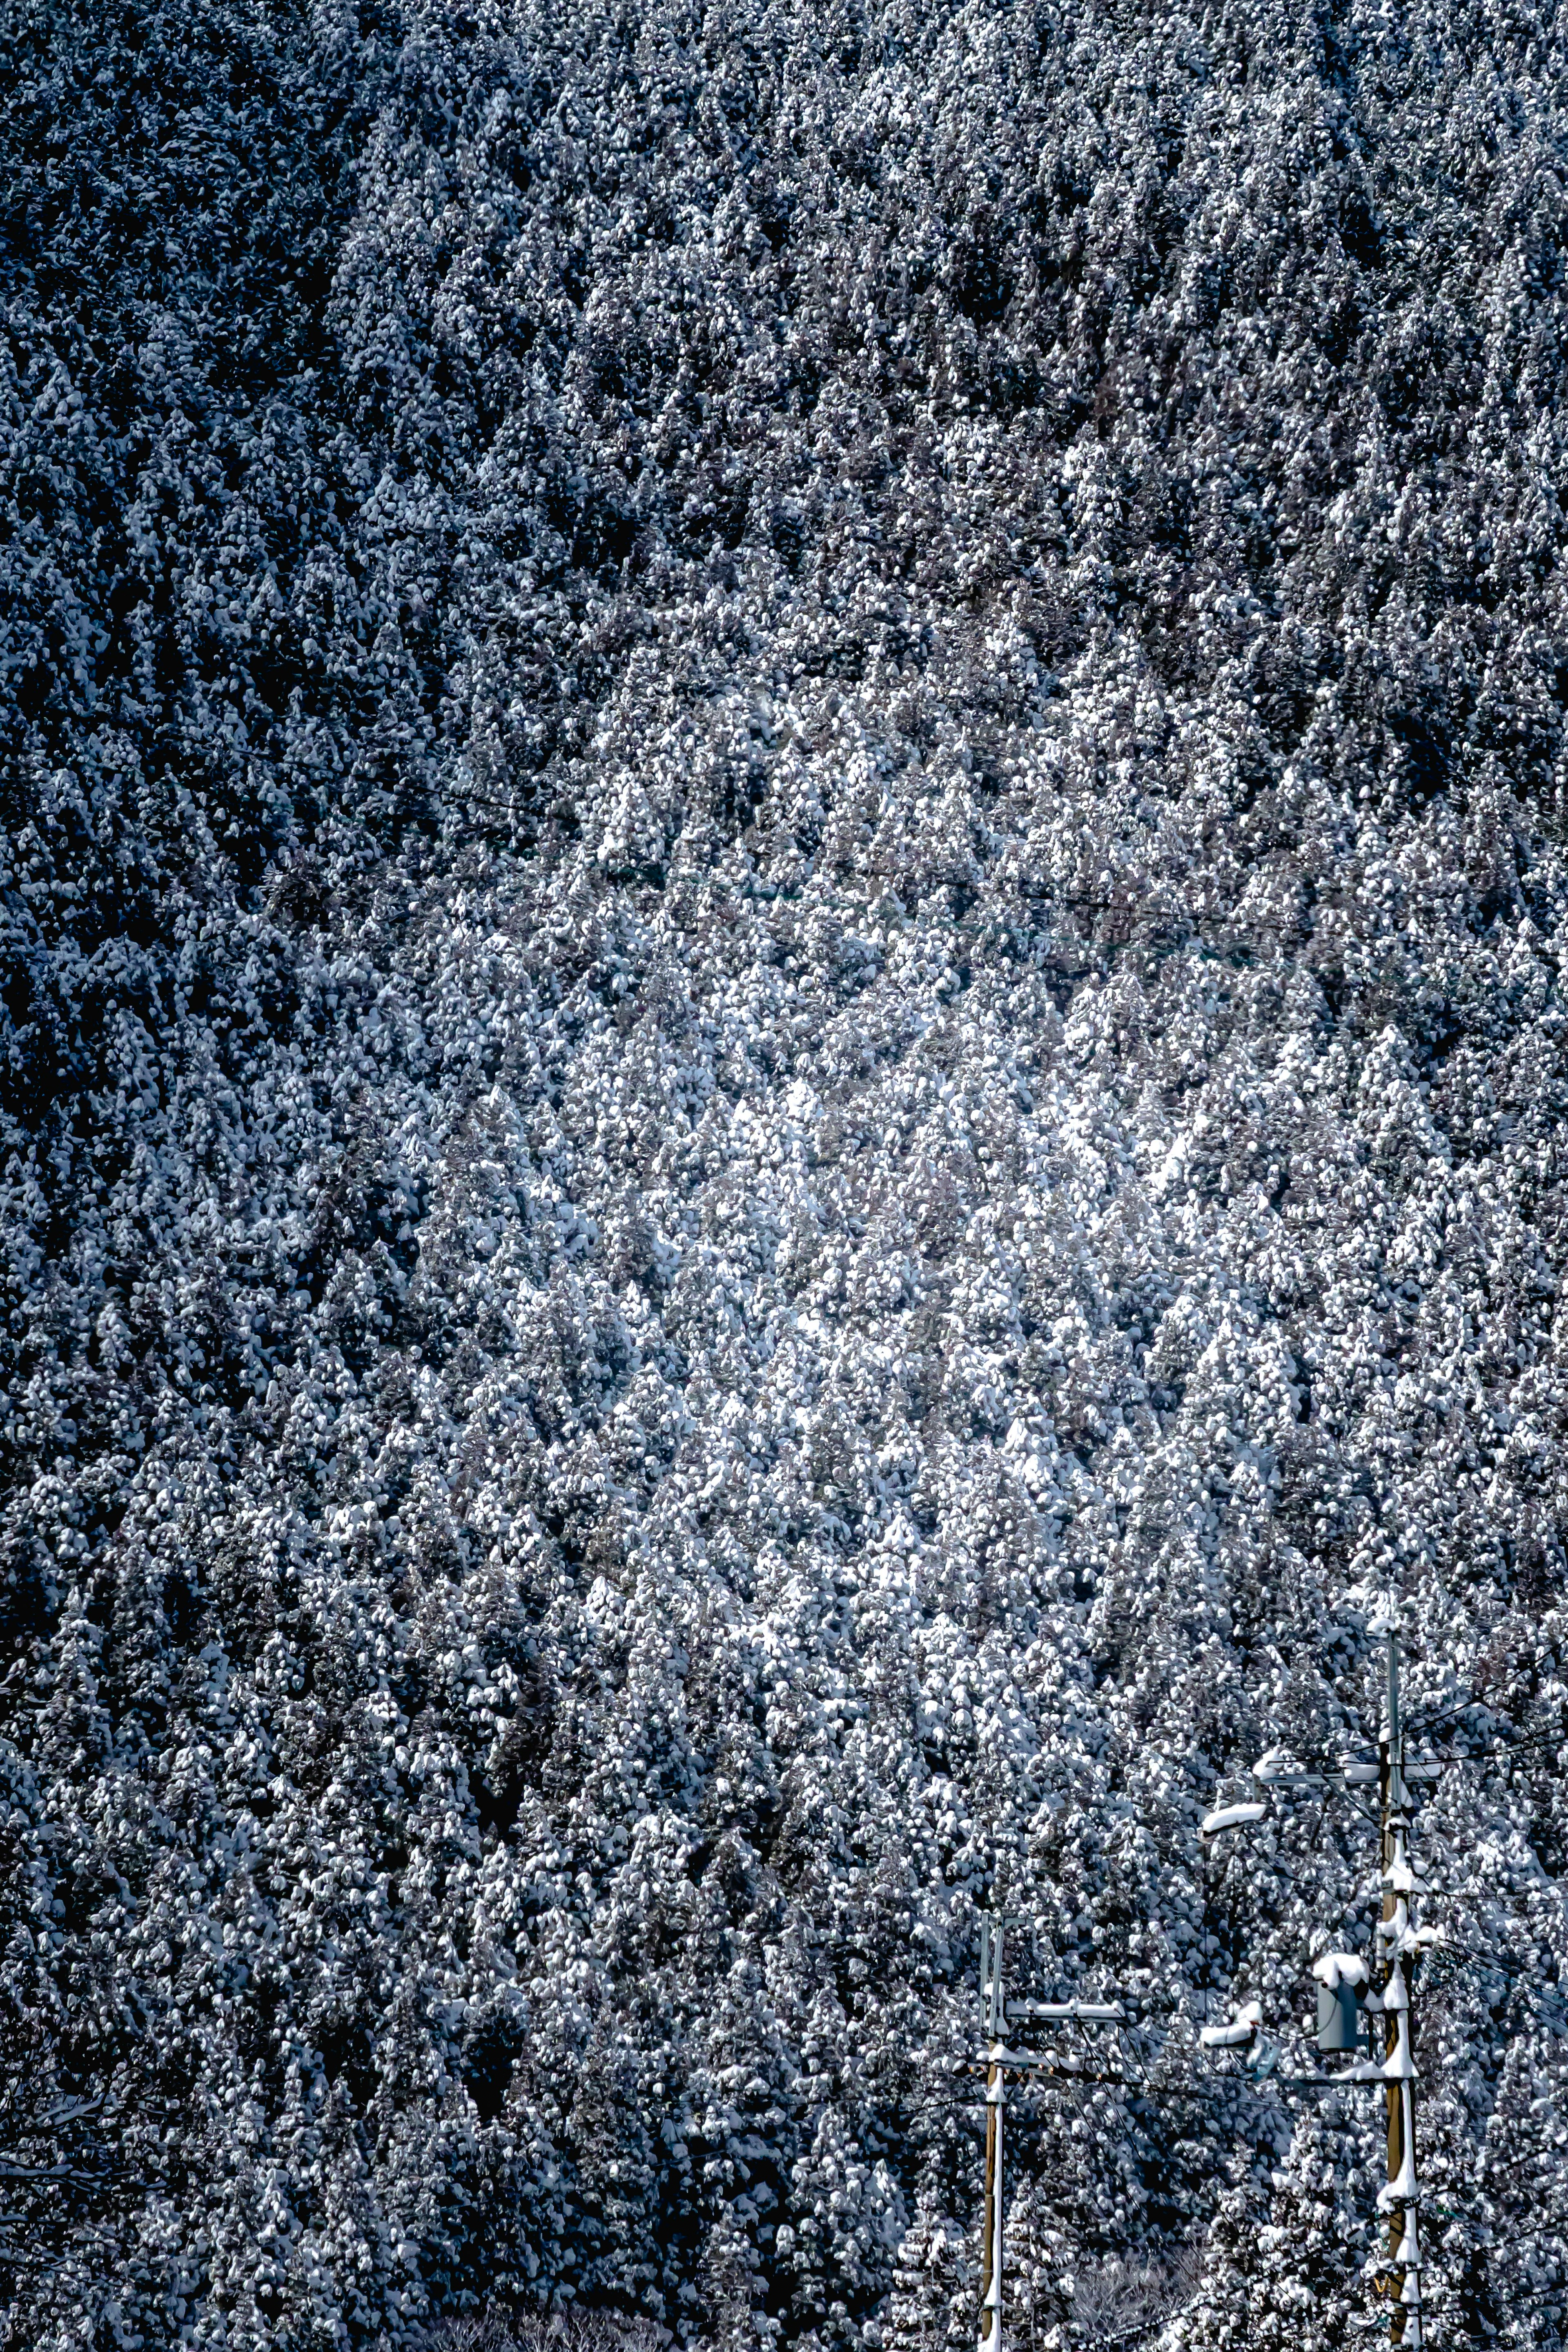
1201,1610 -> 1433,2347
976,1917 -> 1008,2352
1379,1626 -> 1423,2348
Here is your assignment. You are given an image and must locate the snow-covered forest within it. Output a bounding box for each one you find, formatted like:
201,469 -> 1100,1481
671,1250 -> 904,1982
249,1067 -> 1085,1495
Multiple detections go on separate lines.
5,0 -> 1568,2339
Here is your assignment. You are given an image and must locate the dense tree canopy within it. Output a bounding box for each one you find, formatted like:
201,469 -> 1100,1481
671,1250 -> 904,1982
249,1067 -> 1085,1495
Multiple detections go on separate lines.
4,0 -> 1568,2341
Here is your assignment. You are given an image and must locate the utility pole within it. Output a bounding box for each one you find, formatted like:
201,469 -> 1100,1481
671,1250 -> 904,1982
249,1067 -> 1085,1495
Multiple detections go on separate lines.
974,1916 -> 1125,2352
976,1917 -> 1008,2352
1379,1623 -> 1423,2348
1200,1610 -> 1432,2349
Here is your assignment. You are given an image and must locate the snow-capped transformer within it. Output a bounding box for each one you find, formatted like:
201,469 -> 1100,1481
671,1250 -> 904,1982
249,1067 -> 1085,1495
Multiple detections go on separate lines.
1312,1951 -> 1370,2053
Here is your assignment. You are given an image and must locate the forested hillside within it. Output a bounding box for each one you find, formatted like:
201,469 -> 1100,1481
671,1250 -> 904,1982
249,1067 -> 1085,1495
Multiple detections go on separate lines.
4,0 -> 1568,2340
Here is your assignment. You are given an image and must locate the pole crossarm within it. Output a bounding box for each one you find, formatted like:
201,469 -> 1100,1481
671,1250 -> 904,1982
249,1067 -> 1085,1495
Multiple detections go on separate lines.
1007,1998 -> 1126,2025
968,2049 -> 1128,2075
